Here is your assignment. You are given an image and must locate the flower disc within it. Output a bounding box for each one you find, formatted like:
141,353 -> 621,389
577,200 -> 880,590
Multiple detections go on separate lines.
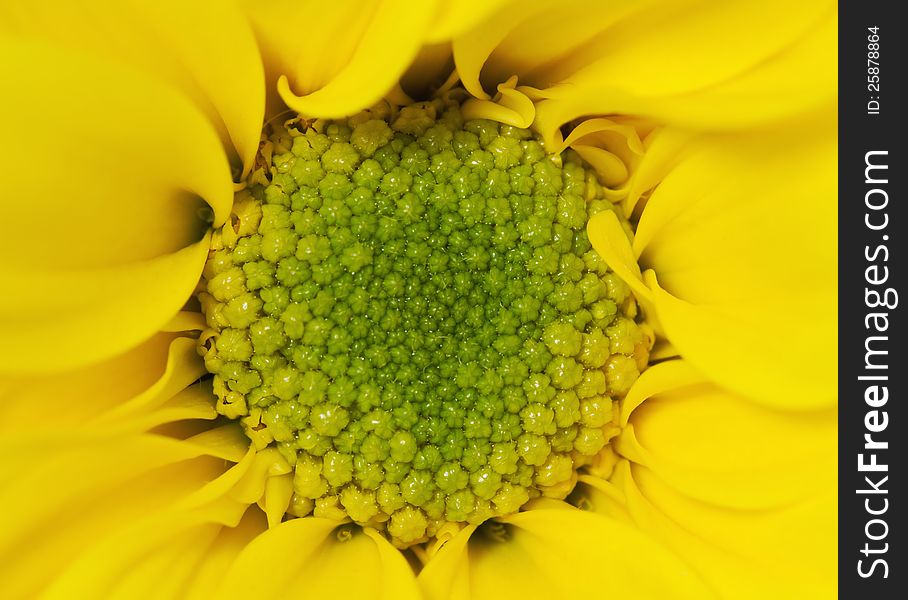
199,99 -> 650,546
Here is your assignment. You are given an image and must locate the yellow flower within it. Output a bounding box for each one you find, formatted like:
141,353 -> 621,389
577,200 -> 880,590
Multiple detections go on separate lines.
0,0 -> 835,598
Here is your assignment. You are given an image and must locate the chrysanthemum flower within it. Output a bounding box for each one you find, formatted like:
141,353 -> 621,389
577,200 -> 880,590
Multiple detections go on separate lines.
0,0 -> 836,598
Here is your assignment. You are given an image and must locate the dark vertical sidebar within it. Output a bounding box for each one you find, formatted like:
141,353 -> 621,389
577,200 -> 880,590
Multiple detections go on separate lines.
839,1 -> 904,597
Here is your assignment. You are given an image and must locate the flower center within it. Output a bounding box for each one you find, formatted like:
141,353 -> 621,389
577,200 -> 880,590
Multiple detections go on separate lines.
198,99 -> 649,546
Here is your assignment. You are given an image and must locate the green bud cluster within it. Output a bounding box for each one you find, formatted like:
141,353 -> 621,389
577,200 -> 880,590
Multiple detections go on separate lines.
198,100 -> 650,546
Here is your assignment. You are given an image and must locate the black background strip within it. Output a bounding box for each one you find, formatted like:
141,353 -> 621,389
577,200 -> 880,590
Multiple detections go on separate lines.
840,0 -> 905,596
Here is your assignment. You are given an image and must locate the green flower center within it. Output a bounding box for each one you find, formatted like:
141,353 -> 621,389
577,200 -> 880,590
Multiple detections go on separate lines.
198,99 -> 649,546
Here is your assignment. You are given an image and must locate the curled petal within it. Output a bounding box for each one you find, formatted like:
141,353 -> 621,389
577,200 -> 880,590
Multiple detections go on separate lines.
586,210 -> 658,331
446,0 -> 833,139
461,76 -> 536,128
246,0 -> 436,119
530,1 -> 834,138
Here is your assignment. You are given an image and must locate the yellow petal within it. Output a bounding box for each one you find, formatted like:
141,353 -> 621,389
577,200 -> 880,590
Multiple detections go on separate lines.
0,333 -> 182,432
92,337 -> 207,427
0,237 -> 211,375
0,433 -> 209,537
587,211 -> 646,298
121,382 -> 219,432
580,358 -> 838,596
524,0 -> 835,138
184,510 -> 268,600
616,362 -> 836,509
182,423 -> 252,464
0,432 -> 234,597
573,474 -> 632,522
399,42 -> 457,100
162,311 -> 208,333
419,507 -> 713,599
608,460 -> 836,599
244,0 -> 435,119
425,0 -> 517,43
622,126 -> 694,216
33,468 -> 277,600
40,517 -> 223,600
451,0 -> 558,101
176,444 -> 257,512
417,524 -> 478,600
1,0 -> 264,175
229,448 -> 292,507
618,359 -> 703,426
0,36 -> 237,373
0,37 -> 232,269
219,519 -> 421,599
633,124 -> 837,408
586,210 -> 658,332
261,474 -> 295,529
559,118 -> 646,191
37,499 -> 260,600
461,77 -> 535,128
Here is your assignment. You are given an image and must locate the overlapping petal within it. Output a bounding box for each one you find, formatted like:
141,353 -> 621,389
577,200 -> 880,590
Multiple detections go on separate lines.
590,119 -> 837,409
0,332 -> 206,433
1,0 -> 265,175
218,518 -> 421,599
41,509 -> 265,600
0,425 -> 252,598
0,36 -> 234,373
451,0 -> 834,144
610,462 -> 836,599
0,346 -> 304,600
244,0 -> 517,119
418,506 -> 713,599
30,441 -> 298,600
574,361 -> 836,598
616,362 -> 836,507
